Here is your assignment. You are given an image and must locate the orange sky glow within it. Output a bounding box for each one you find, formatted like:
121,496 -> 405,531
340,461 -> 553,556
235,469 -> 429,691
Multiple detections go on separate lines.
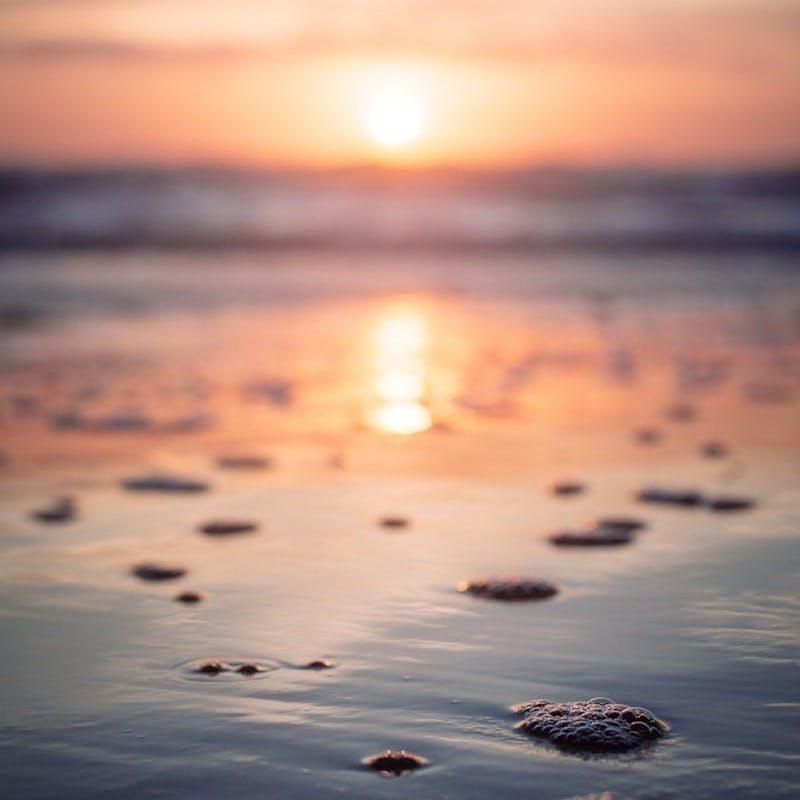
0,0 -> 798,168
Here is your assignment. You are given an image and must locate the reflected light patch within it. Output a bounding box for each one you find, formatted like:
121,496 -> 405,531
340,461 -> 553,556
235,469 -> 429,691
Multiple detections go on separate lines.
376,369 -> 424,402
375,312 -> 426,357
369,306 -> 432,434
371,401 -> 432,435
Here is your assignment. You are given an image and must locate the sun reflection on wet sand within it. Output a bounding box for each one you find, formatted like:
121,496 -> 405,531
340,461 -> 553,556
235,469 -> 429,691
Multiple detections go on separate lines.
368,307 -> 433,434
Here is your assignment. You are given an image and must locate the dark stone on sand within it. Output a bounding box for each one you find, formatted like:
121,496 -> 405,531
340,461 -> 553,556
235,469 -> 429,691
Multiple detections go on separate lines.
131,562 -> 187,581
636,487 -> 704,507
635,427 -> 661,444
549,527 -> 634,547
665,402 -> 695,422
122,474 -> 209,493
512,697 -> 668,753
174,590 -> 205,604
93,413 -> 152,431
236,663 -> 266,676
363,750 -> 427,776
706,495 -> 756,512
216,455 -> 273,470
30,496 -> 75,523
199,519 -> 258,536
196,660 -> 228,675
458,577 -> 558,601
588,516 -> 648,533
303,659 -> 334,670
50,410 -> 83,430
244,379 -> 295,407
379,516 -> 410,529
160,414 -> 213,434
701,441 -> 728,458
550,481 -> 585,497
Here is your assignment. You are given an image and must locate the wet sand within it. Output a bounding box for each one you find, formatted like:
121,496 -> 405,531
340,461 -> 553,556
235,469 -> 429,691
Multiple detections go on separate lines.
1,251 -> 799,799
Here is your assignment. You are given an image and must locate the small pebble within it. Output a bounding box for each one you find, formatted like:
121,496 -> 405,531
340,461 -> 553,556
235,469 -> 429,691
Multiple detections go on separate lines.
550,481 -> 585,497
216,455 -> 272,470
706,495 -> 756,512
196,660 -> 228,675
635,427 -> 661,444
131,562 -> 187,581
174,590 -> 205,604
549,528 -> 634,547
30,496 -> 76,523
363,750 -> 427,776
636,487 -> 704,507
665,402 -> 695,422
701,441 -> 728,458
236,663 -> 265,676
588,516 -> 648,533
458,577 -> 558,602
122,474 -> 209,493
512,697 -> 668,753
379,516 -> 410,529
303,659 -> 334,670
199,519 -> 258,536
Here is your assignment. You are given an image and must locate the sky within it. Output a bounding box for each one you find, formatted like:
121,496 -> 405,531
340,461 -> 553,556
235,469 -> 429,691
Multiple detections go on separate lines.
0,0 -> 798,168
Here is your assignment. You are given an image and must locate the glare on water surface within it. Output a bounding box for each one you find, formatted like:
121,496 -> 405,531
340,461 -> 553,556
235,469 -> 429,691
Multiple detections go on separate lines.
368,307 -> 432,434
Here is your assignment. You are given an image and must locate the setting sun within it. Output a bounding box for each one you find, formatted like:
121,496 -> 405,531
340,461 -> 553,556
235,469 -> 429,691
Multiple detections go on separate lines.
366,89 -> 424,148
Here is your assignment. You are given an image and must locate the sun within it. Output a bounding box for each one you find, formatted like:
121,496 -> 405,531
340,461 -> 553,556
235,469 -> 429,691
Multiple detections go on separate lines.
366,89 -> 424,148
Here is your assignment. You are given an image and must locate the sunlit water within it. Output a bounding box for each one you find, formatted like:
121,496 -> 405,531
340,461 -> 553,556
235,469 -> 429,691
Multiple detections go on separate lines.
1,250 -> 799,799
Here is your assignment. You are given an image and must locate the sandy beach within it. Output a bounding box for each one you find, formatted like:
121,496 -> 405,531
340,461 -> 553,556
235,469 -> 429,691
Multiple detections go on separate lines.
1,250 -> 799,799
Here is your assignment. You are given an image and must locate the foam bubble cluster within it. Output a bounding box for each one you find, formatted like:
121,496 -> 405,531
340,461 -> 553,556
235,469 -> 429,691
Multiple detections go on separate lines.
512,697 -> 668,752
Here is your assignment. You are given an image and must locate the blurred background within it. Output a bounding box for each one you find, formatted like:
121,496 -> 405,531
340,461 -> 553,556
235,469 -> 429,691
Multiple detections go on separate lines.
0,0 -> 798,252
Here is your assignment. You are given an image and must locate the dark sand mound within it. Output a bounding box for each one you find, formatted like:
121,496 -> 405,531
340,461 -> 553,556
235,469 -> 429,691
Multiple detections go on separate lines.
199,519 -> 259,536
174,590 -> 205,604
550,481 -> 586,497
665,402 -> 695,422
303,659 -> 335,670
512,697 -> 668,753
131,562 -> 187,581
236,663 -> 267,676
195,660 -> 229,675
636,487 -> 704,506
549,528 -> 634,547
378,516 -> 410,529
701,441 -> 728,458
362,750 -> 427,776
215,455 -> 273,470
122,474 -> 209,493
190,659 -> 277,678
706,495 -> 756,512
458,577 -> 558,601
588,516 -> 647,533
634,427 -> 661,444
30,496 -> 76,523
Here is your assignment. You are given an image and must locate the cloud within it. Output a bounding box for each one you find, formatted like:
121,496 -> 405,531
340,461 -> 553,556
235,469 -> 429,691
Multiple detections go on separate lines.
0,0 -> 797,72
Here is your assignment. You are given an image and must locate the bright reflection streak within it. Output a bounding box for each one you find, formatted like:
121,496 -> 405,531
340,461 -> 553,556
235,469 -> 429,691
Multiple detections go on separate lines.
375,369 -> 424,401
372,401 -> 432,435
375,314 -> 427,356
369,307 -> 432,434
